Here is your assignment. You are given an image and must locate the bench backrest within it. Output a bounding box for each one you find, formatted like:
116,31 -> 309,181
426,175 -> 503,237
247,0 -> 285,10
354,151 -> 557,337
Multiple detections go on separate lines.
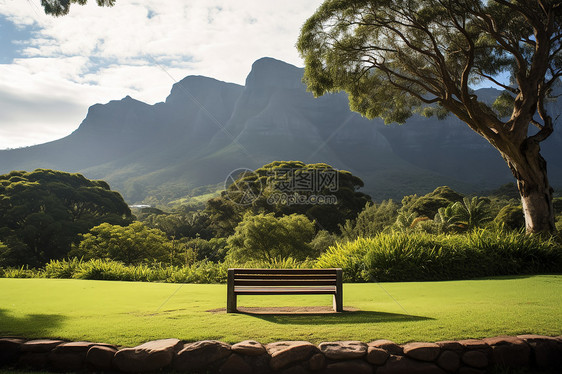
228,268 -> 342,288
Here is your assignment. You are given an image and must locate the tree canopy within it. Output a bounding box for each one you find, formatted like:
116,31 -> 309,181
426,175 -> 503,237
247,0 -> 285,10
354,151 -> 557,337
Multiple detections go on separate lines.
41,0 -> 115,16
70,222 -> 171,265
226,213 -> 316,263
0,169 -> 131,266
205,161 -> 371,235
298,0 -> 562,233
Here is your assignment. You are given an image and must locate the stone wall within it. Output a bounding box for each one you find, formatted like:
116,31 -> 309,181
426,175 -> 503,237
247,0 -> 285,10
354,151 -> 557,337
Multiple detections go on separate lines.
1,335 -> 561,373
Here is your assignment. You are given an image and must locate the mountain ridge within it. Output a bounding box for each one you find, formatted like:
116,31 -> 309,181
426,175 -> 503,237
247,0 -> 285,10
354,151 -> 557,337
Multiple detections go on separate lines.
1,57 -> 561,203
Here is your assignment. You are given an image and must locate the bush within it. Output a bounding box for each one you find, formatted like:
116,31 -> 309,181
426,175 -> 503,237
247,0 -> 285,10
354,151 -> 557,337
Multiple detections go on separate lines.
317,229 -> 562,282
2,229 -> 560,283
43,258 -> 83,278
494,205 -> 525,230
315,238 -> 371,281
2,265 -> 37,278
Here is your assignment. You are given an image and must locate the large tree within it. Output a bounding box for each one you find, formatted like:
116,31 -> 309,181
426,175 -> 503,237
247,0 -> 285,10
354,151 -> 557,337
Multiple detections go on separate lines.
298,0 -> 561,233
41,0 -> 115,16
0,169 -> 131,266
70,222 -> 171,265
206,161 -> 371,235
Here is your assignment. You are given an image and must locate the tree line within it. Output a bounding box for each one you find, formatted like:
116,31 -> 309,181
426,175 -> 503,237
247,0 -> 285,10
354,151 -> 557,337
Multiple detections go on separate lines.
1,165 -> 561,270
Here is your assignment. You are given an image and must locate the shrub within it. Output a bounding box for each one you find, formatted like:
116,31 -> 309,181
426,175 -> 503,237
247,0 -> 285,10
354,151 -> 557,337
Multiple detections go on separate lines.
494,205 -> 525,230
43,258 -> 83,278
2,266 -> 37,278
317,229 -> 562,282
315,238 -> 371,281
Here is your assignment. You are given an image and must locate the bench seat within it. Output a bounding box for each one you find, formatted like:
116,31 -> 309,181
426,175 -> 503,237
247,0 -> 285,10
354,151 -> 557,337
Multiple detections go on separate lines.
227,268 -> 343,312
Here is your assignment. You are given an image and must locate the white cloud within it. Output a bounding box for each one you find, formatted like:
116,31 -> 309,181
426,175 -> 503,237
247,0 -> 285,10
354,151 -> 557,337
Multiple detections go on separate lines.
0,0 -> 324,149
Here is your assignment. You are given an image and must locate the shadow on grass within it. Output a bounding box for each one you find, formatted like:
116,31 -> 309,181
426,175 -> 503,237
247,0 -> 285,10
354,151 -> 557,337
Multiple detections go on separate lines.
237,308 -> 433,325
0,309 -> 66,338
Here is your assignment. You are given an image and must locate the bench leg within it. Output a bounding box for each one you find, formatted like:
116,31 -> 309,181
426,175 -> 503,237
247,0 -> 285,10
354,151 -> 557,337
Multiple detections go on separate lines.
333,269 -> 343,312
227,292 -> 237,313
227,269 -> 237,313
333,293 -> 343,312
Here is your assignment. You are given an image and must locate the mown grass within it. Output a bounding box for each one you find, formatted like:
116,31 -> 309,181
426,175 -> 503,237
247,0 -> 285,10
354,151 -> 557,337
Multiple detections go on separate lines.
0,275 -> 560,347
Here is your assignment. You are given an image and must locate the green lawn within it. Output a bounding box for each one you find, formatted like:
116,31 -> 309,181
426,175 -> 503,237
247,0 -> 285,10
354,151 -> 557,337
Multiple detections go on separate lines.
0,275 -> 560,347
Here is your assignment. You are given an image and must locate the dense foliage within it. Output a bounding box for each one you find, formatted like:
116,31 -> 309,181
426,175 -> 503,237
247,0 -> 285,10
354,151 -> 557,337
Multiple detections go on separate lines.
3,228 -> 560,283
298,0 -> 562,233
1,165 -> 560,283
227,213 -> 316,262
317,230 -> 561,282
0,169 -> 131,267
70,222 -> 172,265
205,161 -> 371,235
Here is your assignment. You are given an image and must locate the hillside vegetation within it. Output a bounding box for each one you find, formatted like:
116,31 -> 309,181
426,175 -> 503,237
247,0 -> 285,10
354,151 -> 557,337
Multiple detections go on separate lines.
1,165 -> 561,283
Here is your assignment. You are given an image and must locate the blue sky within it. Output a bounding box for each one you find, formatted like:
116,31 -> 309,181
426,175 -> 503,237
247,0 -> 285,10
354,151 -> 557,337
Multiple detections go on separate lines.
0,0 -> 324,150
0,15 -> 33,63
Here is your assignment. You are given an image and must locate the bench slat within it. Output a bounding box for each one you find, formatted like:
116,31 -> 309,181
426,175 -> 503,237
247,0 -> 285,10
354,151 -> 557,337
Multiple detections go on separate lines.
231,268 -> 339,275
234,274 -> 337,280
234,286 -> 336,294
234,279 -> 337,286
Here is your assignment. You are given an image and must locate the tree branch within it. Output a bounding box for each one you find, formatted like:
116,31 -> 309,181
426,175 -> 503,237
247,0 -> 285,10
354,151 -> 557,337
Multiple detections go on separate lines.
476,70 -> 519,93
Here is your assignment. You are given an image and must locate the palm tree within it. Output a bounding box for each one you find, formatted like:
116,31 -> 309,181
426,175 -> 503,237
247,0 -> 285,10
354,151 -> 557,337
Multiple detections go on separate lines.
453,197 -> 492,230
434,205 -> 462,233
394,211 -> 419,231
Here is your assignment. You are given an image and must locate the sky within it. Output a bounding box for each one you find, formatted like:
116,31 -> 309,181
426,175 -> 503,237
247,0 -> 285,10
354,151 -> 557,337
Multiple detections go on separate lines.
0,0 -> 324,150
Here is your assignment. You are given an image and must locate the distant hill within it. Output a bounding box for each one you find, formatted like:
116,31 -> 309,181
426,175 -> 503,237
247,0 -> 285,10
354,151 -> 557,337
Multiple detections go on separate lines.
1,57 -> 561,203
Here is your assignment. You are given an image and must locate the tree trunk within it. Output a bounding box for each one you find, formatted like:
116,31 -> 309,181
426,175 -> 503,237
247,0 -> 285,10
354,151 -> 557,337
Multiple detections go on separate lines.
520,183 -> 555,234
504,142 -> 556,234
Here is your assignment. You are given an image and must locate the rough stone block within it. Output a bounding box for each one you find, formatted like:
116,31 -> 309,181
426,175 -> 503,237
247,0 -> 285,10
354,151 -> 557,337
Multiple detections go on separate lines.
243,353 -> 270,374
403,342 -> 441,362
461,351 -> 488,369
307,353 -> 325,371
436,350 -> 460,372
231,340 -> 266,356
114,338 -> 182,373
86,345 -> 117,371
377,355 -> 446,374
0,338 -> 25,366
318,341 -> 367,360
20,339 -> 63,353
266,341 -> 318,371
458,339 -> 488,351
220,353 -> 252,374
174,340 -> 231,372
367,339 -> 403,355
49,341 -> 102,371
483,336 -> 530,368
323,359 -> 373,374
518,335 -> 562,368
18,352 -> 49,369
366,346 -> 389,366
435,340 -> 464,352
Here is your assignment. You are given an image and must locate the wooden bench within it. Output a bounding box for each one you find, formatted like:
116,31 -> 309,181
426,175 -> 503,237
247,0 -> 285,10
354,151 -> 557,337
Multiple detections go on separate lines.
226,268 -> 343,313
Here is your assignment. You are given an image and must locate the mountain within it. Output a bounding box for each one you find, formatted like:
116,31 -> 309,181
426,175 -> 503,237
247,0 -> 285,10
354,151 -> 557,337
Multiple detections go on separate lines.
1,57 -> 561,203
